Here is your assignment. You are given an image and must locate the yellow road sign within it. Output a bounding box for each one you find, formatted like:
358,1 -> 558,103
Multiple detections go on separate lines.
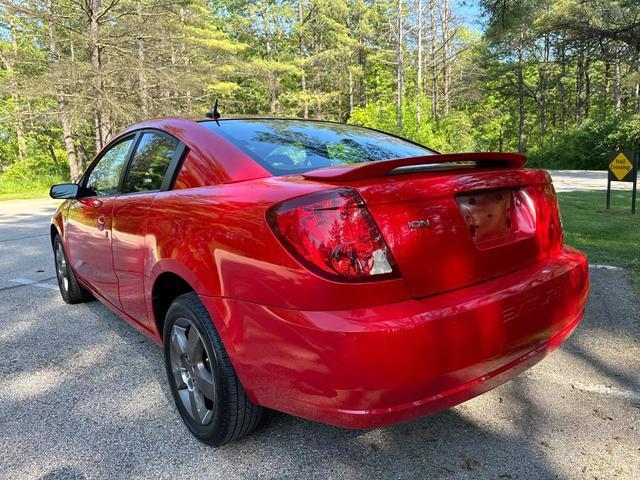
609,152 -> 634,181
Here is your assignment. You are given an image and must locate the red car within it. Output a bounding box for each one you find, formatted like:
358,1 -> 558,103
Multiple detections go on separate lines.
50,117 -> 589,446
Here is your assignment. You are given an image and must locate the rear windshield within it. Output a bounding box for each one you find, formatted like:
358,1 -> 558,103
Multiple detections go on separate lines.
202,119 -> 433,175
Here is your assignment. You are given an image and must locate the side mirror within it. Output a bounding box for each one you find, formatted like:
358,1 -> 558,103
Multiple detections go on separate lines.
50,183 -> 79,199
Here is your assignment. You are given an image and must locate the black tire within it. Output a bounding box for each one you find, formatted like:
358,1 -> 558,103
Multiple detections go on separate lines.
163,292 -> 263,446
53,235 -> 92,304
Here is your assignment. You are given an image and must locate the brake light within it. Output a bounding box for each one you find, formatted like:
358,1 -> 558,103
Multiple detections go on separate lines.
544,184 -> 564,247
267,188 -> 398,281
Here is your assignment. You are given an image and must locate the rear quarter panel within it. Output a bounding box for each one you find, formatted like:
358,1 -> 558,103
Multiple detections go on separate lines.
144,178 -> 411,318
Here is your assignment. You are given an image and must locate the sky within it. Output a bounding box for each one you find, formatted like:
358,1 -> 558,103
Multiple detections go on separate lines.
455,0 -> 485,32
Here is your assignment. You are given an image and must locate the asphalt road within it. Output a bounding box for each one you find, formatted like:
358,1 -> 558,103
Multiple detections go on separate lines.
547,170 -> 633,192
0,198 -> 638,480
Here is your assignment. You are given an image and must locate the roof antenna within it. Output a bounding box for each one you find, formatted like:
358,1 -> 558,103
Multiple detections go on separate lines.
205,99 -> 221,125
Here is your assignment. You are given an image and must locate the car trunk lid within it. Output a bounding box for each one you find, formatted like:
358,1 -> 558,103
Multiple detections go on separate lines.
304,155 -> 562,298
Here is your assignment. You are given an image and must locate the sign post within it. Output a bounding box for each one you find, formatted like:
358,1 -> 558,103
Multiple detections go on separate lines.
607,148 -> 638,214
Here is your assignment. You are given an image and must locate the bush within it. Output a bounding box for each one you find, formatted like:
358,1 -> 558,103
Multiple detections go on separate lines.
0,174 -> 65,197
0,143 -> 69,198
528,113 -> 640,169
349,101 -> 477,153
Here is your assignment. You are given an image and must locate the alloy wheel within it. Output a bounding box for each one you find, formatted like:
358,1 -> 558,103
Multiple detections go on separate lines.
169,318 -> 217,425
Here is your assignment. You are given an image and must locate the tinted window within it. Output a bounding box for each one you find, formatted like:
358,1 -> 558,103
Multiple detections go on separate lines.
202,119 -> 433,175
123,132 -> 178,193
85,137 -> 134,196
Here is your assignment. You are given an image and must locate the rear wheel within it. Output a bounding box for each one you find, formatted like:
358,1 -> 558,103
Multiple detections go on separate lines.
163,292 -> 263,446
53,235 -> 92,304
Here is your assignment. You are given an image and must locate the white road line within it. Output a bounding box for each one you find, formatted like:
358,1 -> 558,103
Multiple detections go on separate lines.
589,264 -> 623,271
524,372 -> 640,401
10,277 -> 59,291
567,381 -> 640,401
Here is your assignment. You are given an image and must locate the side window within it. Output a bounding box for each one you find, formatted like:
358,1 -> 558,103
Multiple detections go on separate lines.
123,132 -> 178,193
84,137 -> 135,197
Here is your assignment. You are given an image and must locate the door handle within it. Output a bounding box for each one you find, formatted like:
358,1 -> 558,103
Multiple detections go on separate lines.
97,215 -> 106,231
80,198 -> 103,208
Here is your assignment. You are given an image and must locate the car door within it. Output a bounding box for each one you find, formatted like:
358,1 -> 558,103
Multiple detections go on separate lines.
112,130 -> 183,327
66,135 -> 136,307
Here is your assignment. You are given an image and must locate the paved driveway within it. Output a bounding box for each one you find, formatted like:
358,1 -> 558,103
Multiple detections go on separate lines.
0,199 -> 638,479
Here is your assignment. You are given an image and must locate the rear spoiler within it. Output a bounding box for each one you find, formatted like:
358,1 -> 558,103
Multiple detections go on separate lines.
303,152 -> 527,182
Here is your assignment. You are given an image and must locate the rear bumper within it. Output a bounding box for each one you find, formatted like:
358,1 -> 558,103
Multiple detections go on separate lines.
202,247 -> 589,429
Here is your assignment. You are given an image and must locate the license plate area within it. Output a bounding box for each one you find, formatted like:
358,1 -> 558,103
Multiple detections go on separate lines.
457,188 -> 535,249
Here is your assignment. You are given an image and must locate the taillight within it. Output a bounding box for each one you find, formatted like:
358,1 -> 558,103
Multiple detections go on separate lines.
545,184 -> 564,247
267,188 -> 398,281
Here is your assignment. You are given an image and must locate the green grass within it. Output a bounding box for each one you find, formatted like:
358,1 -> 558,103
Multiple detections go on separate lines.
558,190 -> 640,292
0,176 -> 63,201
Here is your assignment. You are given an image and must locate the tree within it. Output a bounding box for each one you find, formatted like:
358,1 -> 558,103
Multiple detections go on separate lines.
2,0 -> 640,192
548,0 -> 640,52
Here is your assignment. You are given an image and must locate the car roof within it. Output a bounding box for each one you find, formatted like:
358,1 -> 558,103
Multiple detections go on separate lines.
120,117 -> 271,183
196,116 -> 438,153
110,116 -> 436,184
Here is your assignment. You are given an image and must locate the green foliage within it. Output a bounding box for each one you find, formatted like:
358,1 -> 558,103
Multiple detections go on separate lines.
528,114 -> 640,169
1,0 -> 640,199
0,175 -> 65,199
0,131 -> 69,196
349,101 -> 476,153
607,113 -> 640,150
543,0 -> 640,51
350,103 -> 398,136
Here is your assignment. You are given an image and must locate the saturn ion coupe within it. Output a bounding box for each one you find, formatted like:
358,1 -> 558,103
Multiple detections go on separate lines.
49,117 -> 589,446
